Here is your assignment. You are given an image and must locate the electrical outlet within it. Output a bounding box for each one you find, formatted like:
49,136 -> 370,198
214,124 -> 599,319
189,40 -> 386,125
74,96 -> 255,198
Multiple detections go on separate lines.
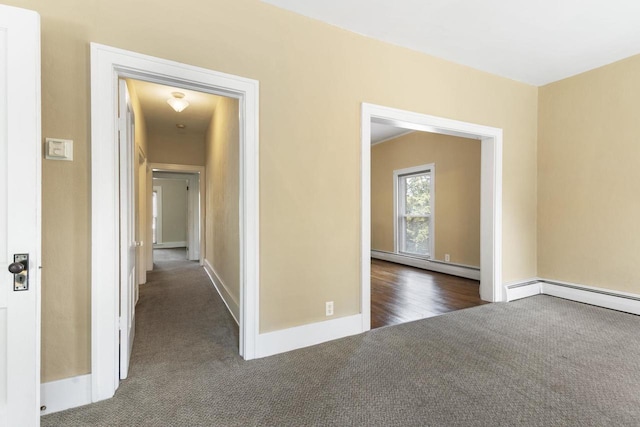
445,254 -> 451,262
326,301 -> 334,316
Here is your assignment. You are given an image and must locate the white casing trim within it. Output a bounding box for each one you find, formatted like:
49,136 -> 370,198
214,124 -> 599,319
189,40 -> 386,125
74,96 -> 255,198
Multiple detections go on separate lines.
371,250 -> 480,280
505,278 -> 640,315
361,102 -> 503,334
91,43 -> 260,403
40,374 -> 92,416
255,314 -> 363,359
204,260 -> 240,324
153,241 -> 187,249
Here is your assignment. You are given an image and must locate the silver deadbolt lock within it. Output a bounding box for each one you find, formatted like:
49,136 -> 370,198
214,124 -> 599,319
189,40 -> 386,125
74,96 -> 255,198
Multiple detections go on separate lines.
9,254 -> 28,291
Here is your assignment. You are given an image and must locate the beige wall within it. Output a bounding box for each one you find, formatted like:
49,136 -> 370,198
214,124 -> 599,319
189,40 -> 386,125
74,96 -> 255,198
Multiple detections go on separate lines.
3,0 -> 539,381
127,79 -> 148,156
205,97 -> 240,315
148,129 -> 205,166
371,132 -> 481,267
538,55 -> 640,293
153,177 -> 188,244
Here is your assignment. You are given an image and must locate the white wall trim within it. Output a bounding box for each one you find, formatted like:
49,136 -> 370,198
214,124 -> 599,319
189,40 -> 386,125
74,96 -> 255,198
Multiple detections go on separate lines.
362,103 -> 503,335
372,250 -> 480,280
153,241 -> 187,249
541,279 -> 640,315
203,259 -> 240,324
255,314 -> 363,359
90,43 -> 260,403
40,374 -> 92,416
505,278 -> 640,315
152,185 -> 163,245
504,279 -> 542,302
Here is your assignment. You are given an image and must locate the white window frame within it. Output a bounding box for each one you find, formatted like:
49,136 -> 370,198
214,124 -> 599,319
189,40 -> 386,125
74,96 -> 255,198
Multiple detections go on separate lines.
393,163 -> 435,259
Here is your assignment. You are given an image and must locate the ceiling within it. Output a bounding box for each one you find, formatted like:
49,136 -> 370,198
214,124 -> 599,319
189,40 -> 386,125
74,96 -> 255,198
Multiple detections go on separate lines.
126,79 -> 220,136
262,0 -> 640,86
371,122 -> 413,145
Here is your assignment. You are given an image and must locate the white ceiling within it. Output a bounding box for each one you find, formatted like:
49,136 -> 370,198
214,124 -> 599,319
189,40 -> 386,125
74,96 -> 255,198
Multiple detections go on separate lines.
127,79 -> 220,136
370,122 -> 413,145
262,0 -> 640,86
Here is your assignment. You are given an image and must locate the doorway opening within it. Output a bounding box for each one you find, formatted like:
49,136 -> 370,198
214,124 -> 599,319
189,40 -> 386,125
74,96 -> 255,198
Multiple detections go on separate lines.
369,124 -> 488,328
91,44 -> 259,403
151,168 -> 204,264
360,103 -> 503,332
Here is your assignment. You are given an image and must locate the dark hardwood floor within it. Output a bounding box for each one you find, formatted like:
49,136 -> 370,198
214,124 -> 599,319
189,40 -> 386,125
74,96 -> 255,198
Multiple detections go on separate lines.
371,258 -> 488,329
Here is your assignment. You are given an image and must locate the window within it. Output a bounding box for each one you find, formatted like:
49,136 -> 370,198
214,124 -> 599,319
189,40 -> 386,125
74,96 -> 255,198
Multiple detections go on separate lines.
394,164 -> 435,258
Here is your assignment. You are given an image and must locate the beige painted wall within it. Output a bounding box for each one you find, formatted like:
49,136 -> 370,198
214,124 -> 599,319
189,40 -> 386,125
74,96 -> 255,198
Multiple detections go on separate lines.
538,55 -> 640,293
148,129 -> 205,166
127,79 -> 148,156
153,177 -> 188,244
3,0 -> 539,381
205,97 -> 240,312
371,132 -> 480,266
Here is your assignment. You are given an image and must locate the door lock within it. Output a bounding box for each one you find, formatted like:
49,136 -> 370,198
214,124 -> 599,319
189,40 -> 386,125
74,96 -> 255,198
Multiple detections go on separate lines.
9,254 -> 29,291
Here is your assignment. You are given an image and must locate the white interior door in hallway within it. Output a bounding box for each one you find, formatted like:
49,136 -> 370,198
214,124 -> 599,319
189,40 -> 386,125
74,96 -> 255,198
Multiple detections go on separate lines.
119,79 -> 137,380
0,5 -> 42,426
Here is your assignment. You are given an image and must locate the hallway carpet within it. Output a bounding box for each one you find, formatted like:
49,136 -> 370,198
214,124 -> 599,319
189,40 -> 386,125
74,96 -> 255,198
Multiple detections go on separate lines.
43,258 -> 640,426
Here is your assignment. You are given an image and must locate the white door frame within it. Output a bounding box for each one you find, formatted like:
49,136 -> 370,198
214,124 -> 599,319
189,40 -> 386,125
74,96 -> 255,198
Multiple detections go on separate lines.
90,43 -> 260,402
361,103 -> 503,331
136,146 -> 148,286
151,164 -> 204,263
152,185 -> 163,246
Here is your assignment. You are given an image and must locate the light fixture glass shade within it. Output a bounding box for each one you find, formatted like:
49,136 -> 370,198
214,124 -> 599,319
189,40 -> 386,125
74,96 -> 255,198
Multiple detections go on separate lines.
167,92 -> 190,112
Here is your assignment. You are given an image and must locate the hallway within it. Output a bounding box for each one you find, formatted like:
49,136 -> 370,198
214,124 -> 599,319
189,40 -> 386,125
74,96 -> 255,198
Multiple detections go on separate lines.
43,252 -> 242,425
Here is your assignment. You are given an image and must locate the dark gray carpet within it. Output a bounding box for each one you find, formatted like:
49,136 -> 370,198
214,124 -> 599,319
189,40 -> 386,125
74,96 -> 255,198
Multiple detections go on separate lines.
153,248 -> 188,263
42,257 -> 640,426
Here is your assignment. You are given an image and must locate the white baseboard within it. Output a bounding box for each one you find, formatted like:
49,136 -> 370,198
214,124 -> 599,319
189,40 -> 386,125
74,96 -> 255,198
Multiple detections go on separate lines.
40,374 -> 92,416
504,278 -> 640,315
371,250 -> 480,280
153,241 -> 187,249
256,314 -> 363,359
203,259 -> 240,324
504,279 -> 542,302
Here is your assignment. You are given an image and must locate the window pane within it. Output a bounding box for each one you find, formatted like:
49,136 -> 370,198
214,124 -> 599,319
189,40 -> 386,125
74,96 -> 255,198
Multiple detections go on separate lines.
402,217 -> 429,256
404,174 -> 430,216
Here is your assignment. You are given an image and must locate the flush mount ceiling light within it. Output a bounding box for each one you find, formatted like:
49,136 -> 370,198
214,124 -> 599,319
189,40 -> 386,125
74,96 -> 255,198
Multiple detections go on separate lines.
167,92 -> 189,112
176,123 -> 186,129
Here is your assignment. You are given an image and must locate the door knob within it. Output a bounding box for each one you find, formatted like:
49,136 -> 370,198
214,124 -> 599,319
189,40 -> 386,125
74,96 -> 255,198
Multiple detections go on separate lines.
8,262 -> 25,274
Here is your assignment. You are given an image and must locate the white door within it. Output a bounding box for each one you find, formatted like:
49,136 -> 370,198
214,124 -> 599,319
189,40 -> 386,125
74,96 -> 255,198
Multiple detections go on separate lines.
0,5 -> 41,426
136,150 -> 147,287
119,79 -> 136,379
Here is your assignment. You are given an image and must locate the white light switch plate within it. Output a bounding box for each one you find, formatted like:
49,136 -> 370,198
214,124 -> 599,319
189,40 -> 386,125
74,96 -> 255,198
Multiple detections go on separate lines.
45,138 -> 73,161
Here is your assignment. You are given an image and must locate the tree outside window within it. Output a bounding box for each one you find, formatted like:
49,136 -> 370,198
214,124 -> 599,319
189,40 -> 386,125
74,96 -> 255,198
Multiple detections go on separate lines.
395,164 -> 434,258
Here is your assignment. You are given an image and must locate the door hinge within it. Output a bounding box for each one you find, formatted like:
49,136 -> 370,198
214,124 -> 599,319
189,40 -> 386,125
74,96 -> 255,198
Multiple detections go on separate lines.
118,317 -> 124,330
